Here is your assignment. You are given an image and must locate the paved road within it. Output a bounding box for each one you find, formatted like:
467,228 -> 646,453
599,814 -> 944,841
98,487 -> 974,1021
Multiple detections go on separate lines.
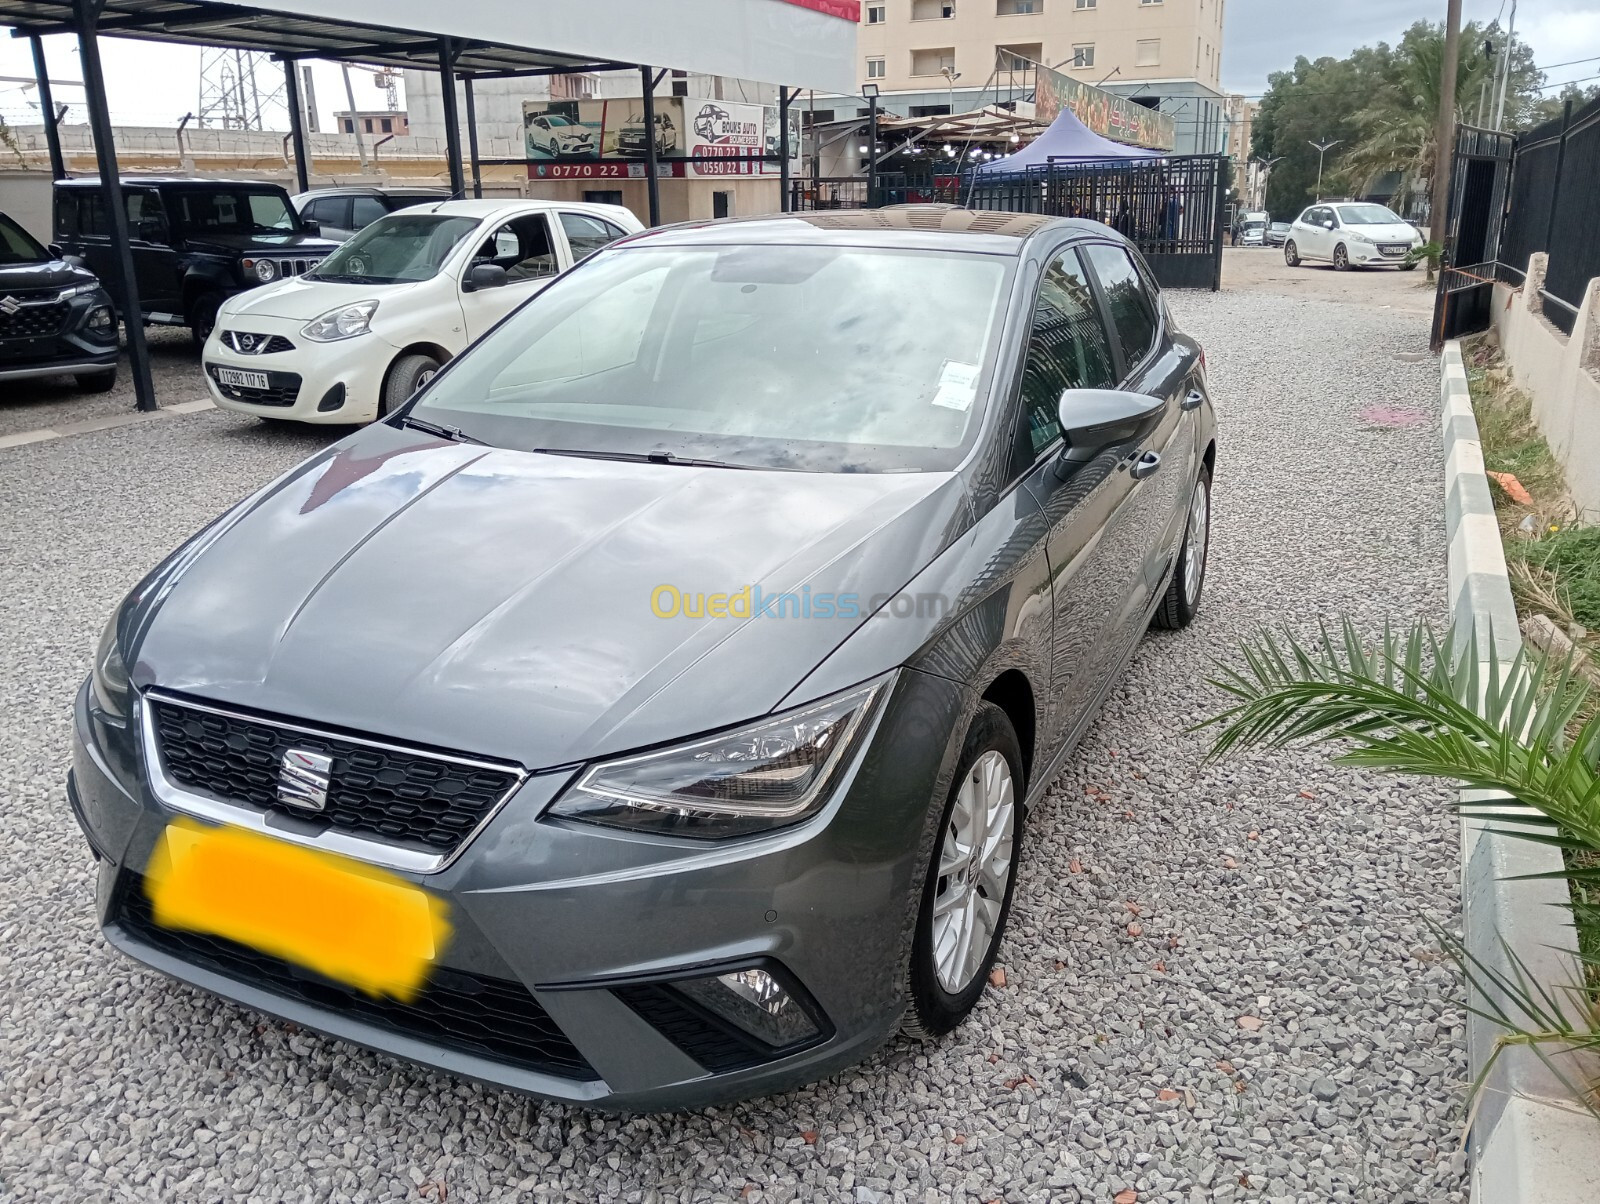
0,280 -> 1466,1203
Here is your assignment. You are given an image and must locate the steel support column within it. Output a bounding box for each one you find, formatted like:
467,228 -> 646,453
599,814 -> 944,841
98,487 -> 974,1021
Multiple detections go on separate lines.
283,58 -> 310,194
463,76 -> 483,198
29,35 -> 67,181
778,86 -> 791,213
73,0 -> 156,411
438,41 -> 466,197
640,65 -> 661,227
866,94 -> 879,208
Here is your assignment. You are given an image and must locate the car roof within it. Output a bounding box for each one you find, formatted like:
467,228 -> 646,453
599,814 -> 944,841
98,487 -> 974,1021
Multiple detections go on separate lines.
56,176 -> 287,190
392,198 -> 622,219
626,206 -> 1094,256
294,187 -> 449,198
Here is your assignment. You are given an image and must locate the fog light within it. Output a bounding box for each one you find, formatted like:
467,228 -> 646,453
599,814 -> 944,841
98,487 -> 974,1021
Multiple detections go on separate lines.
674,966 -> 822,1049
87,306 -> 114,330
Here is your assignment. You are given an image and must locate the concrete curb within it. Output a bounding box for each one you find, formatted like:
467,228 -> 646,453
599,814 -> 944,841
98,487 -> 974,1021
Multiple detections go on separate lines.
1441,340 -> 1600,1201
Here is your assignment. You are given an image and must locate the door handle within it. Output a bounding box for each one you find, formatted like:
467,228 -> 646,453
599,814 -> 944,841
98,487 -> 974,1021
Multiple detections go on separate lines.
1181,389 -> 1204,412
1130,450 -> 1161,480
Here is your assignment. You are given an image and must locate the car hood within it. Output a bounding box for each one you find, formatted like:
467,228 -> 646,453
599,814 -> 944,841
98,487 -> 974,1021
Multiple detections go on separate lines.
221,275 -> 422,321
130,424 -> 970,770
1346,222 -> 1419,241
182,231 -> 341,256
0,258 -> 101,292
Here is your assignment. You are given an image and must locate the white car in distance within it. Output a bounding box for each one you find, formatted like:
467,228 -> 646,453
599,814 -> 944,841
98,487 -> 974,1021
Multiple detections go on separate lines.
1283,202 -> 1423,271
202,199 -> 642,424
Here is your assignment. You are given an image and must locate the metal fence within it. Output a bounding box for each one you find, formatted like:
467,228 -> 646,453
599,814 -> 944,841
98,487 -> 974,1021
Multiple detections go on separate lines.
1496,93 -> 1600,335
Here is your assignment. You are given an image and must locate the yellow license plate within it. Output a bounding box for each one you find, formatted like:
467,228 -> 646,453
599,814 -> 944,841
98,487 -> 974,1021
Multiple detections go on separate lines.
145,818 -> 451,1002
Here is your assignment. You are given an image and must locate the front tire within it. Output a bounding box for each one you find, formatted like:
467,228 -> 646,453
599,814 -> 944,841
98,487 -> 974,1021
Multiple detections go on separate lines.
187,292 -> 221,345
1152,464 -> 1212,630
1332,243 -> 1350,271
75,367 -> 117,393
1284,241 -> 1301,267
903,703 -> 1024,1040
381,353 -> 441,418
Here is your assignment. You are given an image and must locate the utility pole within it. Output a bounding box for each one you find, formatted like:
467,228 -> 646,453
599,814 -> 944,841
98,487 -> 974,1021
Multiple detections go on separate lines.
1492,0 -> 1516,130
1308,139 -> 1341,200
1432,0 -> 1463,245
340,63 -> 369,172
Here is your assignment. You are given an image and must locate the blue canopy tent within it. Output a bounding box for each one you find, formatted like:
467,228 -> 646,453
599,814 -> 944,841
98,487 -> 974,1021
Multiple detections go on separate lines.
973,106 -> 1163,176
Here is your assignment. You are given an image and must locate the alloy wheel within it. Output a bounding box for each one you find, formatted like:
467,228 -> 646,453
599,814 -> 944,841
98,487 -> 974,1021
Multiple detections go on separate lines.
1284,241 -> 1299,267
1333,244 -> 1348,270
1184,476 -> 1210,606
930,749 -> 1016,994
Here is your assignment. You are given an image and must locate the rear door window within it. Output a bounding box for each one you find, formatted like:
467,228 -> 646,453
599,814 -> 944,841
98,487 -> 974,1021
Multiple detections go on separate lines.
558,212 -> 627,262
1081,243 -> 1159,378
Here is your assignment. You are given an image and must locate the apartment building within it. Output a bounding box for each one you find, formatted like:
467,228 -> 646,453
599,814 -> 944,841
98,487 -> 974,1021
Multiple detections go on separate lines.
848,0 -> 1229,154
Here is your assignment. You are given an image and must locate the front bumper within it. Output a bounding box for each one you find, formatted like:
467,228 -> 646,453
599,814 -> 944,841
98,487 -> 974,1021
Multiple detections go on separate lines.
0,290 -> 119,381
68,669 -> 969,1110
202,319 -> 392,424
1349,242 -> 1419,267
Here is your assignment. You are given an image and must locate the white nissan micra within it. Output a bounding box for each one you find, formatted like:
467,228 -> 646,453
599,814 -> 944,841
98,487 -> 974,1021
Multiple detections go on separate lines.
201,198 -> 643,424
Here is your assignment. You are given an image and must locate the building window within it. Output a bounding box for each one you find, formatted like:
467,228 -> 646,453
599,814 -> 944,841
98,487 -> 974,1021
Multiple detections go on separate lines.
997,44 -> 1042,73
1139,0 -> 1162,5
997,0 -> 1040,12
1074,0 -> 1095,8
380,118 -> 392,133
910,47 -> 956,76
1071,44 -> 1095,69
1135,39 -> 1160,67
866,3 -> 884,22
803,109 -> 836,127
866,57 -> 886,79
910,103 -> 952,117
912,0 -> 955,18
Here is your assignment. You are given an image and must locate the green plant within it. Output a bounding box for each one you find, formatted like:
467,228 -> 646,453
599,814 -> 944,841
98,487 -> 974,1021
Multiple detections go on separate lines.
1523,526 -> 1600,632
1202,619 -> 1600,1108
1406,240 -> 1443,281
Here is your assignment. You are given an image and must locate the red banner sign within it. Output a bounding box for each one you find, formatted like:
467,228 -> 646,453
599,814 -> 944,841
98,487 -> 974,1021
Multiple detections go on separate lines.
776,0 -> 860,21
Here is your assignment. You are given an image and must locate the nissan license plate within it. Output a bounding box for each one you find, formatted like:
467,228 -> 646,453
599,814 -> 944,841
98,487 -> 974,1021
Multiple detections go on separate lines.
215,367 -> 269,390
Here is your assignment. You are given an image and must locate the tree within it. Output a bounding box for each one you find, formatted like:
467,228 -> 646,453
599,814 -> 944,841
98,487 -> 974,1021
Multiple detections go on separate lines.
1534,82 -> 1600,127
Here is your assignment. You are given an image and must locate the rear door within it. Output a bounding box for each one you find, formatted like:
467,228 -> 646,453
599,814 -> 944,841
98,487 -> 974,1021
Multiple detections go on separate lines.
123,187 -> 181,313
303,197 -> 353,241
458,211 -> 564,340
1081,240 -> 1200,604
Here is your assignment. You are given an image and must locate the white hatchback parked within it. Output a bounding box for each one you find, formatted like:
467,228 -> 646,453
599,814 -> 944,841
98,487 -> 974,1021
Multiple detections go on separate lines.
1283,202 -> 1423,272
202,199 -> 643,423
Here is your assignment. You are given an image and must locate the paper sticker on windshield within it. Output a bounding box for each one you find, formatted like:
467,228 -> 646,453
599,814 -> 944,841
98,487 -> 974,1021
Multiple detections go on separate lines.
932,361 -> 979,412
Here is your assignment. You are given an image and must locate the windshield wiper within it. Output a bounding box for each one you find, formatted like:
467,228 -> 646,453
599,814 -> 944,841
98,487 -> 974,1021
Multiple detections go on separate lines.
398,415 -> 486,445
532,448 -> 763,470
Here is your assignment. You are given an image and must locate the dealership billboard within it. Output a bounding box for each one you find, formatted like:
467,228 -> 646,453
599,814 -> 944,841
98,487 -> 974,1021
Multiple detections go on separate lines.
524,98 -> 801,178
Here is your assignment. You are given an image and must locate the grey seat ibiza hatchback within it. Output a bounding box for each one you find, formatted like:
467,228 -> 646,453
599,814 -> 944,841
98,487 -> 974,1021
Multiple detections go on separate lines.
70,207 -> 1216,1111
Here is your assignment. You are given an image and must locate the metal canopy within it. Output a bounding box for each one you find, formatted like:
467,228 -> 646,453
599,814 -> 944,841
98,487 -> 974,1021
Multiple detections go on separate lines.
0,0 -> 631,75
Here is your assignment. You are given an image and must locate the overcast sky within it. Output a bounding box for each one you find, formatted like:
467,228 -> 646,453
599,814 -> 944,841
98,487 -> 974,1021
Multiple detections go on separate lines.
1,1 -> 1598,129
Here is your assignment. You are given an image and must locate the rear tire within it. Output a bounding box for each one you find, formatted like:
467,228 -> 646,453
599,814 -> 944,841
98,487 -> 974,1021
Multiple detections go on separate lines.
75,368 -> 117,393
902,703 -> 1025,1041
1152,464 -> 1212,631
381,353 -> 441,418
1284,241 -> 1301,267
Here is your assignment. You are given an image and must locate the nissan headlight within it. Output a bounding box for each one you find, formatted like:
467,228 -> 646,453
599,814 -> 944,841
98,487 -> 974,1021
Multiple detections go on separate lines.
90,616 -> 131,719
548,673 -> 894,838
302,300 -> 379,342
241,257 -> 279,283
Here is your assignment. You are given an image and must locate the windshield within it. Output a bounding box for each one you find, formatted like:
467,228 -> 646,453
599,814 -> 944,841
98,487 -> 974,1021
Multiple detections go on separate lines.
309,213 -> 480,285
168,188 -> 299,236
1336,204 -> 1405,226
0,213 -> 49,265
412,243 -> 1012,472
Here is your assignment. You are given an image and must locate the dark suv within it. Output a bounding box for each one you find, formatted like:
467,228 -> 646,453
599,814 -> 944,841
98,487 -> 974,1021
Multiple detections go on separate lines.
54,178 -> 339,344
0,209 -> 119,393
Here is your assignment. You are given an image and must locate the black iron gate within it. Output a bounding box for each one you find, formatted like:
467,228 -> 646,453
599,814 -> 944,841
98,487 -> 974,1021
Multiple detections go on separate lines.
1431,125 -> 1515,350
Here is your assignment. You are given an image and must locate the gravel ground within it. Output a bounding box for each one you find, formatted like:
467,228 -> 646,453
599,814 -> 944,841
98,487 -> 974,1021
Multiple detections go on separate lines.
0,328 -> 206,438
0,285 -> 1467,1203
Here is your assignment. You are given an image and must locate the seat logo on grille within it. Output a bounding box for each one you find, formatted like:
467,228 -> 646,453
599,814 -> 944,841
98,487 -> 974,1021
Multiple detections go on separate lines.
277,748 -> 332,812
0,296 -> 20,316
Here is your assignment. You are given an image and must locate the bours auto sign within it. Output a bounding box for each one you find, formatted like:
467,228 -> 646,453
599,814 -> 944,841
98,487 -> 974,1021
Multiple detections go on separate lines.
688,100 -> 768,175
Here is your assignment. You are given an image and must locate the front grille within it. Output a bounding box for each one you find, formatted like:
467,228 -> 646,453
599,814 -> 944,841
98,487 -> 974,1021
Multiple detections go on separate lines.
205,364 -> 301,407
0,299 -> 69,339
270,257 -> 323,278
150,697 -> 522,858
221,330 -> 295,354
117,878 -> 597,1081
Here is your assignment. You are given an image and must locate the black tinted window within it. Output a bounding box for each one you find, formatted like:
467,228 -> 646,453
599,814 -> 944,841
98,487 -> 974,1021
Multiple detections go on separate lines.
0,213 -> 48,264
79,192 -> 108,237
1017,248 -> 1118,459
350,196 -> 387,227
1082,243 -> 1158,376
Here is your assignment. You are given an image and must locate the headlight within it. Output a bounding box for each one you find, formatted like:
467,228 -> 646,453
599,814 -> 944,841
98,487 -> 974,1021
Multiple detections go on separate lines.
241,257 -> 278,283
302,300 -> 379,342
90,617 -> 131,719
548,673 -> 894,838
1347,231 -> 1375,245
58,281 -> 101,301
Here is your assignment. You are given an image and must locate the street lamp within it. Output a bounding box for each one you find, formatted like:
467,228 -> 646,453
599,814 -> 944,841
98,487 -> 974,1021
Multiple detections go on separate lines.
1252,154 -> 1283,210
862,82 -> 880,207
1308,139 -> 1342,200
939,66 -> 961,119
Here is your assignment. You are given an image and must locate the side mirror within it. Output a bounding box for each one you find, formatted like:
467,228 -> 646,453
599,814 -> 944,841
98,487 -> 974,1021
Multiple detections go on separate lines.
300,218 -> 321,237
1055,389 -> 1166,468
48,242 -> 63,257
62,253 -> 87,269
462,263 -> 509,293
1322,220 -> 1335,230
